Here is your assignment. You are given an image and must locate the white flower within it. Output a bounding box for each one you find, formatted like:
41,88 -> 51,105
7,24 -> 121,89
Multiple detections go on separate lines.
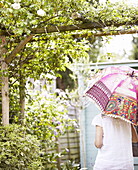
37,9 -> 46,16
46,73 -> 55,79
55,89 -> 61,93
57,105 -> 65,112
12,3 -> 21,9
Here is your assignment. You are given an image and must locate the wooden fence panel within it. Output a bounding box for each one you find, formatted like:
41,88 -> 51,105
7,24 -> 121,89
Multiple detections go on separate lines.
56,106 -> 80,168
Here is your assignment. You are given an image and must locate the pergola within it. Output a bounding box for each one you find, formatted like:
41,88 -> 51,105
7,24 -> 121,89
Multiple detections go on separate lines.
0,10 -> 138,125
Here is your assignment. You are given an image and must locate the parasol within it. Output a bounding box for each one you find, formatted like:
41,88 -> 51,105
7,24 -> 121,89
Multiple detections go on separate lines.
85,66 -> 138,126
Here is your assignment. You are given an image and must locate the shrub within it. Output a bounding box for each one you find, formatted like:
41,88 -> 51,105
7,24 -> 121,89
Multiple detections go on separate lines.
0,124 -> 42,170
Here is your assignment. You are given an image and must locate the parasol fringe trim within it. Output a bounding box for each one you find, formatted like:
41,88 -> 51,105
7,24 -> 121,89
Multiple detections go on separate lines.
104,114 -> 137,125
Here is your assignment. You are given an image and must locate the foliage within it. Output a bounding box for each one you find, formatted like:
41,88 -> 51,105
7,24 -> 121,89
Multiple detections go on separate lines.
2,0 -> 135,126
0,0 -> 138,37
0,0 -> 137,78
3,0 -> 136,84
9,80 -> 20,123
25,90 -> 75,142
25,89 -> 78,168
0,87 -> 80,169
8,34 -> 90,81
61,160 -> 80,170
0,124 -> 42,169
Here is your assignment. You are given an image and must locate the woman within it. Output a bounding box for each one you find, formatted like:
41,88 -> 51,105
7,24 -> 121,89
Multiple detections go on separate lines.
92,114 -> 138,170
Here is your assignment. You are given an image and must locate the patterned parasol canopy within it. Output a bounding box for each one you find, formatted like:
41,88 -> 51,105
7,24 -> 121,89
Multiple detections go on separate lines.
85,66 -> 138,126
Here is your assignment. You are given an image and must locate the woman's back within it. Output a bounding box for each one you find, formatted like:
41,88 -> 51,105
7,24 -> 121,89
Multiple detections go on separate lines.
92,114 -> 134,170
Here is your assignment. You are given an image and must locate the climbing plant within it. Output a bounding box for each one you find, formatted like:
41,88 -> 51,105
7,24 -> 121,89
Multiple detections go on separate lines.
1,0 -> 138,68
0,0 -> 138,76
0,0 -> 138,38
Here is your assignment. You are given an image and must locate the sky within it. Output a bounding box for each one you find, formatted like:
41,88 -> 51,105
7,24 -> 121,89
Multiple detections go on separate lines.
102,35 -> 133,60
99,0 -> 138,60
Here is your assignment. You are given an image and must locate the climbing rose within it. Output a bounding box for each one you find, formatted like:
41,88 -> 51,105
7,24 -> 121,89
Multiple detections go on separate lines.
12,3 -> 21,9
37,9 -> 46,16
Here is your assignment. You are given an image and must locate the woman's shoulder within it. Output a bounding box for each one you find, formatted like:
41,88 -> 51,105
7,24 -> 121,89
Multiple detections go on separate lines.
92,114 -> 103,127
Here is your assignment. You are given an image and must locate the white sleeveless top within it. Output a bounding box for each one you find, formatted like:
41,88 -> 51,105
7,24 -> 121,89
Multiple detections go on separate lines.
92,114 -> 134,170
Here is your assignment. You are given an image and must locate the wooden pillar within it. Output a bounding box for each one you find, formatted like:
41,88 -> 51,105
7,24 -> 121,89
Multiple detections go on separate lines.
19,81 -> 25,124
19,61 -> 25,125
0,36 -> 9,125
1,61 -> 9,125
56,137 -> 61,170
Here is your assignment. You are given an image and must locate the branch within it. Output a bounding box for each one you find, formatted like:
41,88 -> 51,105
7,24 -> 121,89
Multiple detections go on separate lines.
36,15 -> 61,27
5,34 -> 34,64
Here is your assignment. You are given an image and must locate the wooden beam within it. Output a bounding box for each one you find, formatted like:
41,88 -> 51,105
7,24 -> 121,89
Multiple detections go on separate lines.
5,34 -> 34,64
32,22 -> 138,34
72,29 -> 138,38
32,22 -> 103,34
0,36 -> 9,126
1,20 -> 138,36
94,29 -> 138,37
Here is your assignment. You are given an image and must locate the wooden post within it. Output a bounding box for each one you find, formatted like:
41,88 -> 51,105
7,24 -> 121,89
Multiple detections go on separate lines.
19,60 -> 25,125
0,35 -> 33,126
0,36 -> 9,126
19,80 -> 25,124
1,61 -> 9,125
56,137 -> 61,170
